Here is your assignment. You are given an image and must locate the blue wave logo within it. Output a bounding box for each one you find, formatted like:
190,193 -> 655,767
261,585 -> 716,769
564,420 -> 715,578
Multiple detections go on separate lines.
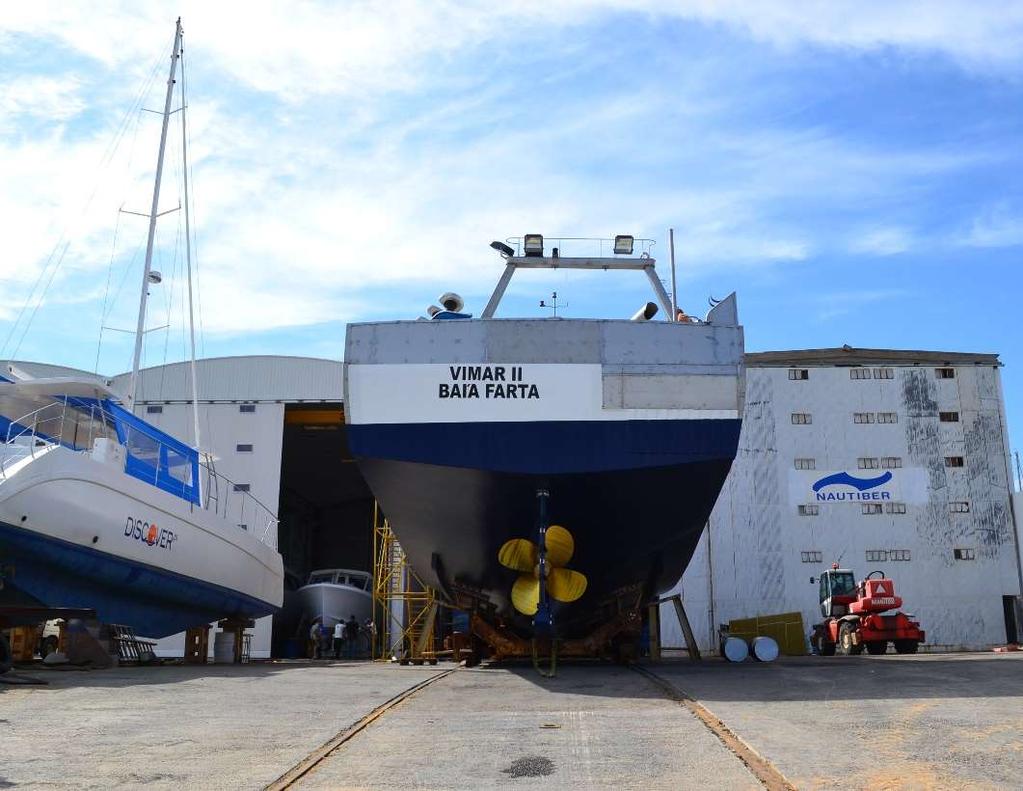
812,471 -> 892,492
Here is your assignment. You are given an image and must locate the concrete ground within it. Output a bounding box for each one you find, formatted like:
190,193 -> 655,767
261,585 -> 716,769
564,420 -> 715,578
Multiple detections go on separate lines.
2,652 -> 1021,790
651,651 -> 1023,791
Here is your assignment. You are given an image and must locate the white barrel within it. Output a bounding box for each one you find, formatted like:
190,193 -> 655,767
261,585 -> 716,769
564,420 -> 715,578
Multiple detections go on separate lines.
751,635 -> 779,663
213,632 -> 235,664
722,636 -> 748,663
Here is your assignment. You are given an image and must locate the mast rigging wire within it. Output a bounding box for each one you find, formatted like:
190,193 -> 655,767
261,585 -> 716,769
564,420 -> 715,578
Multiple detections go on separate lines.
3,35 -> 172,364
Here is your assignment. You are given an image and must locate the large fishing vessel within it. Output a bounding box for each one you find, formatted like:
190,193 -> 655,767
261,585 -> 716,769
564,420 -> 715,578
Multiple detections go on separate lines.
344,235 -> 744,644
0,20 -> 283,639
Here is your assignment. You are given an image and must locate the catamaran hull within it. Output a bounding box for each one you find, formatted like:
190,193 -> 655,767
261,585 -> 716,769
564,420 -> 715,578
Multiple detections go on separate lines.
0,447 -> 282,638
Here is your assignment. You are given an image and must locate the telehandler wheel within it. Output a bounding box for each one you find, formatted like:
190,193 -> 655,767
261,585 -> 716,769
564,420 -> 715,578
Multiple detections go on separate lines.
837,622 -> 863,655
865,640 -> 888,655
894,640 -> 919,654
819,641 -> 836,656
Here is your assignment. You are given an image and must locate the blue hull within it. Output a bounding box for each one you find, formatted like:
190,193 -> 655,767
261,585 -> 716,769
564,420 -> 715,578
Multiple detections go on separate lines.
0,522 -> 278,638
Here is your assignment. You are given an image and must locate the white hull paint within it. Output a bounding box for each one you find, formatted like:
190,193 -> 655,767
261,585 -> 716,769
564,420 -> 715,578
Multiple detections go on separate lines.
0,444 -> 282,616
294,583 -> 372,628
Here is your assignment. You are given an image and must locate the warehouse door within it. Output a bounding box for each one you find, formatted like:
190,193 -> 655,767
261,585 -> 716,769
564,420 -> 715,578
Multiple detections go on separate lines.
1003,595 -> 1019,645
272,404 -> 376,656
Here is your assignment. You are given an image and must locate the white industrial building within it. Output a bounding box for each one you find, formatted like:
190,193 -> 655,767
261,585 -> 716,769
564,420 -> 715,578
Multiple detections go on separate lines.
9,347 -> 1022,657
661,347 -> 1023,652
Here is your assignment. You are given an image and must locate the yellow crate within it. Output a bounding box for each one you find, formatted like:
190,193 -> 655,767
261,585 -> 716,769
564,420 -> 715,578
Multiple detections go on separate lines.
728,611 -> 806,656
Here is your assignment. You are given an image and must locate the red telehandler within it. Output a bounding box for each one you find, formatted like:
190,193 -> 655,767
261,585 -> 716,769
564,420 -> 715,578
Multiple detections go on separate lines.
812,565 -> 925,656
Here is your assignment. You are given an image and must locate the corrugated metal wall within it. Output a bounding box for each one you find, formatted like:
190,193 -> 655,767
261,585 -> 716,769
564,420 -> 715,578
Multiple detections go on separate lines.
662,360 -> 1022,652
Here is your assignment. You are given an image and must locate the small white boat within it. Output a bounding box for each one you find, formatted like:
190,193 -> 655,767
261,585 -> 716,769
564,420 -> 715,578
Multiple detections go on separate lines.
294,569 -> 372,628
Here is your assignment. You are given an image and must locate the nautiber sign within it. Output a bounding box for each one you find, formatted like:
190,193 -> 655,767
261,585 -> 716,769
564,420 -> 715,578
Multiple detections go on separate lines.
788,468 -> 929,505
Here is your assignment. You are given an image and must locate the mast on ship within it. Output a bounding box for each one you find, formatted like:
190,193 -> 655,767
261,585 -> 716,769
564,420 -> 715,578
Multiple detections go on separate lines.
125,18 -> 203,455
126,19 -> 182,411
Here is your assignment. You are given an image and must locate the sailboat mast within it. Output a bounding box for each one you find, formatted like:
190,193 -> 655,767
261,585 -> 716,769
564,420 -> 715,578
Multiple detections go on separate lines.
127,18 -> 182,409
179,26 -> 202,453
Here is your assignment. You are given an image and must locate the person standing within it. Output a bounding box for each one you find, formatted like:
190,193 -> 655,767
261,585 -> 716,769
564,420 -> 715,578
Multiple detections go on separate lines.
308,619 -> 320,659
344,614 -> 360,659
333,620 -> 344,659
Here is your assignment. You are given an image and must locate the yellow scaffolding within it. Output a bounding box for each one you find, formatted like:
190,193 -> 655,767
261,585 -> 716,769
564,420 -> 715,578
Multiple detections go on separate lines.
371,503 -> 438,661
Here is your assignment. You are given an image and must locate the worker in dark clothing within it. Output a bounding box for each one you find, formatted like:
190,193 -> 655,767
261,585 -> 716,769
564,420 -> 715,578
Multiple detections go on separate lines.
344,614 -> 360,659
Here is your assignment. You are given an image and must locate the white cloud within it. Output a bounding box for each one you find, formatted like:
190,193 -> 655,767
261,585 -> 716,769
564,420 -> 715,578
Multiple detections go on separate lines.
850,227 -> 914,256
961,205 -> 1023,248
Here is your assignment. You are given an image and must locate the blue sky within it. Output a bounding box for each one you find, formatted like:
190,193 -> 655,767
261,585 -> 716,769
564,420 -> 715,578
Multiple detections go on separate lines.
1,2 -> 1022,462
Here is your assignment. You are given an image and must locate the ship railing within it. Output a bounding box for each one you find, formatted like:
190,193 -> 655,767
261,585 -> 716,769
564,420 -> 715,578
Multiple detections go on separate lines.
197,454 -> 279,550
0,400 -> 71,478
501,235 -> 657,258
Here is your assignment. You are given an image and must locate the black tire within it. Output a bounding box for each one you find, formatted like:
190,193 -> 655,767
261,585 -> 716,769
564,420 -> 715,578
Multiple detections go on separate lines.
0,632 -> 11,674
894,640 -> 919,654
819,641 -> 836,656
838,622 -> 863,655
40,635 -> 58,658
865,641 -> 888,655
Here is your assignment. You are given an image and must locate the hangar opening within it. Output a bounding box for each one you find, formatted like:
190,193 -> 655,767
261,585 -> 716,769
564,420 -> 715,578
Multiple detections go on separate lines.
271,404 -> 375,656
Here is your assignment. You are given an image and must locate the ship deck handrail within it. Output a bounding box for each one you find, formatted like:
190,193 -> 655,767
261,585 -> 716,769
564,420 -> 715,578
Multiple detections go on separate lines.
0,398 -> 278,550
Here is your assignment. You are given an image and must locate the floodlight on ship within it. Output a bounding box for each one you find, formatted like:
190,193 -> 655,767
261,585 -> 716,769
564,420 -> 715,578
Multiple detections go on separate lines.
523,234 -> 544,257
613,235 -> 634,255
490,240 -> 515,257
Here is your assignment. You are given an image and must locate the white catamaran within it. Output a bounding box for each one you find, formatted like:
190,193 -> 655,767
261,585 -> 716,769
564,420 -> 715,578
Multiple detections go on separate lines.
0,20 -> 284,638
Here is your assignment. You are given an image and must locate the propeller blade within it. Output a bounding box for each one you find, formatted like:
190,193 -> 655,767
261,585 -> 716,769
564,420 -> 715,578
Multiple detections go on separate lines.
548,567 -> 588,603
498,538 -> 538,572
511,574 -> 540,615
544,524 -> 574,567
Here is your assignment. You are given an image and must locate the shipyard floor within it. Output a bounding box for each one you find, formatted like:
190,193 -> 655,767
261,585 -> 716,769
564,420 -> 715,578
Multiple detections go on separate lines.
1,653 -> 1021,790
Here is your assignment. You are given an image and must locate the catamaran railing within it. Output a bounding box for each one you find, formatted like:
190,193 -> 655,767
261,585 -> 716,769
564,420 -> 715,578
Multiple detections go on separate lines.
0,398 -> 278,549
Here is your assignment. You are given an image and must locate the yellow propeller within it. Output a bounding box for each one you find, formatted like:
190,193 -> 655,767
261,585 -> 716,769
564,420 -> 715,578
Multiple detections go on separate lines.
499,524 -> 588,615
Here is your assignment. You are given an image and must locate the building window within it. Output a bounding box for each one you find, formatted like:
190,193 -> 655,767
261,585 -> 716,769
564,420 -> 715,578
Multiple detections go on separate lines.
873,368 -> 894,380
850,368 -> 872,380
237,444 -> 254,453
954,547 -> 976,560
233,483 -> 251,493
885,502 -> 907,514
791,413 -> 812,425
939,411 -> 959,422
239,404 -> 256,413
858,457 -> 880,469
145,405 -> 163,414
889,549 -> 911,561
866,549 -> 887,562
800,551 -> 823,563
877,412 -> 898,424
935,367 -> 955,379
949,501 -> 970,513
794,458 -> 816,470
788,368 -> 809,380
944,456 -> 964,468
880,457 -> 902,469
853,412 -> 875,424
862,503 -> 883,515
798,504 -> 820,516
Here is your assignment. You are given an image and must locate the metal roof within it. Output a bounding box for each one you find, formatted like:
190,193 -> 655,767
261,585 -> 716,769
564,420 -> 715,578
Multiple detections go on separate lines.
746,346 -> 1001,368
112,355 -> 343,403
